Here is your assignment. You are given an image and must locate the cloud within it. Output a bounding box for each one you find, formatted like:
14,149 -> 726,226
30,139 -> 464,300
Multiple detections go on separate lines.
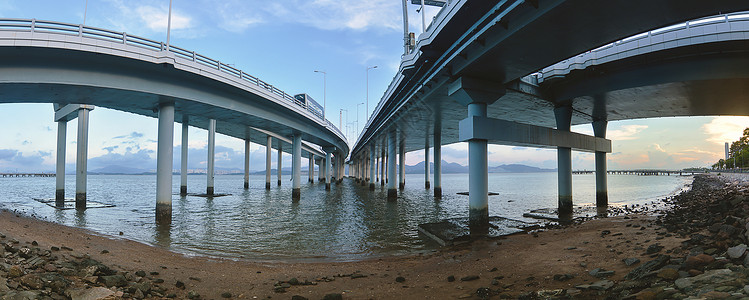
88,148 -> 155,171
206,0 -> 403,33
608,125 -> 648,141
135,5 -> 192,32
0,149 -> 52,172
702,116 -> 749,145
114,132 -> 144,139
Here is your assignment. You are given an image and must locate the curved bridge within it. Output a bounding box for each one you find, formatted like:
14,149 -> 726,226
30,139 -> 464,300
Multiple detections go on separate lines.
349,1 -> 749,230
0,19 -> 349,223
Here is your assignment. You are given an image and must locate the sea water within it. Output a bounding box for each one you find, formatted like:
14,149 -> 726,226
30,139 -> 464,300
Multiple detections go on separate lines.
0,173 -> 690,261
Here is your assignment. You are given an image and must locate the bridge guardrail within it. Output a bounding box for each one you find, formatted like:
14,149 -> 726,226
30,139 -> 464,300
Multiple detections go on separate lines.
540,11 -> 749,81
0,18 -> 347,146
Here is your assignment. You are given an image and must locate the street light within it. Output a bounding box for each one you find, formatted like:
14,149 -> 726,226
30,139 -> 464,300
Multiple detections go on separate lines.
166,0 -> 173,51
356,102 -> 364,136
314,70 -> 327,119
339,109 -> 348,133
366,65 -> 377,120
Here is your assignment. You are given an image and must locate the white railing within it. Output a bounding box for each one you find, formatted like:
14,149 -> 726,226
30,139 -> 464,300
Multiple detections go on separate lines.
539,11 -> 749,80
0,18 -> 345,142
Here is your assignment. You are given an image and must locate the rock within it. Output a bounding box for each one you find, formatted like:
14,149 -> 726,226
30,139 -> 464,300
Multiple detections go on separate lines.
7,265 -> 23,278
99,274 -> 128,287
553,274 -> 574,281
700,291 -> 731,299
323,293 -> 343,300
43,263 -> 57,272
447,275 -> 455,282
221,292 -> 232,298
68,287 -> 115,300
623,258 -> 641,266
646,244 -> 664,254
589,268 -> 615,278
657,268 -> 679,280
175,280 -> 185,289
18,247 -> 32,258
625,255 -> 670,280
19,274 -> 43,290
135,270 -> 146,277
577,280 -> 614,291
674,269 -> 736,291
728,244 -> 748,259
187,290 -> 200,299
395,276 -> 406,283
685,254 -> 715,270
291,296 -> 309,300
288,278 -> 300,285
460,275 -> 479,281
476,287 -> 491,298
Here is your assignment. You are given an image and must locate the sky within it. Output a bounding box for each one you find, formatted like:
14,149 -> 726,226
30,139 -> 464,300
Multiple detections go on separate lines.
0,0 -> 748,173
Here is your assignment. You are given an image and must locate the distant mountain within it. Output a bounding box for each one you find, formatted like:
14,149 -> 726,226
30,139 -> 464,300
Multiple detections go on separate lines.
403,161 -> 553,174
489,164 -> 555,173
90,165 -> 150,174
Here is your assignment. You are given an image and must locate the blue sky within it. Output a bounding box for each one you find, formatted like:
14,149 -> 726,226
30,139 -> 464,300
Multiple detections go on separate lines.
0,0 -> 748,173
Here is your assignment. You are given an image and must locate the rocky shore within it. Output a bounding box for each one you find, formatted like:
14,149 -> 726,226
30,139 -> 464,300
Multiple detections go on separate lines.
1,173 -> 747,299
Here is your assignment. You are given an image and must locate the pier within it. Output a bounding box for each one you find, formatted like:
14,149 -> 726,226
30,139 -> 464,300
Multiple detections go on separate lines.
0,173 -> 55,178
572,170 -> 706,176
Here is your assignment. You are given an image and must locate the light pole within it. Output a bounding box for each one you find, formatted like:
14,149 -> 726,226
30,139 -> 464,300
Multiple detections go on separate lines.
356,102 -> 364,135
366,65 -> 378,120
166,0 -> 173,51
339,108 -> 348,135
314,70 -> 327,119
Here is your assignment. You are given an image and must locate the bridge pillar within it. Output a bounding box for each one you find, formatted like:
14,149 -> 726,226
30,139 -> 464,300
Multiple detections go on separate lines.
206,119 -> 216,195
156,102 -> 175,224
244,130 -> 251,189
361,153 -> 367,186
434,126 -> 442,198
319,159 -> 325,182
399,139 -> 405,190
55,120 -> 66,207
370,145 -> 376,190
277,143 -> 283,186
325,151 -> 332,190
381,146 -> 386,186
448,76 -> 505,233
292,134 -> 302,201
555,106 -> 573,220
180,117 -> 189,195
75,107 -> 92,210
424,137 -> 430,189
593,120 -> 608,207
308,154 -> 314,183
387,131 -> 397,200
265,135 -> 272,189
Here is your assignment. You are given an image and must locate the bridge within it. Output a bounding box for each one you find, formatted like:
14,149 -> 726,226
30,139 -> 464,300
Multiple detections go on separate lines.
0,19 -> 349,224
350,1 -> 749,230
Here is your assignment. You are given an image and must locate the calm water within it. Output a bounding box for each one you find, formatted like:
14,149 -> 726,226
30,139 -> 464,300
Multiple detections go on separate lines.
0,173 -> 690,261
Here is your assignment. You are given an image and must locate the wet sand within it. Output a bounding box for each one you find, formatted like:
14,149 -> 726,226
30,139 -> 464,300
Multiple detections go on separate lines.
0,202 -> 686,299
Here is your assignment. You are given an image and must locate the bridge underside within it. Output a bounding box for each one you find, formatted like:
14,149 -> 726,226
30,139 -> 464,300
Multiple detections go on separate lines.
0,47 -> 343,157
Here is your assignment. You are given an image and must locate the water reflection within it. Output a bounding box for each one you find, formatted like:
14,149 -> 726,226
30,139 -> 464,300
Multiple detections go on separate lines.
0,173 -> 690,260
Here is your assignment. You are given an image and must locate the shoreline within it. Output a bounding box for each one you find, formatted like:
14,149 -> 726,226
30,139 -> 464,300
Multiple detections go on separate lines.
4,175 -> 740,299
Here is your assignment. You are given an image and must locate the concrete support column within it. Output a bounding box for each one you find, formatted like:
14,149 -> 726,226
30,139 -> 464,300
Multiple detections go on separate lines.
448,77 -> 505,233
156,103 -> 174,224
292,134 -> 302,200
75,108 -> 90,210
277,144 -> 283,186
55,121 -> 66,206
244,133 -> 250,189
319,160 -> 325,182
361,154 -> 367,186
424,138 -> 430,189
399,140 -> 405,190
593,120 -> 608,208
467,102 -> 488,229
325,152 -> 332,190
381,147 -> 386,186
308,154 -> 314,183
265,136 -> 272,189
370,145 -> 376,190
206,119 -> 216,195
434,129 -> 442,198
555,106 -> 573,219
180,118 -> 188,195
387,131 -> 397,200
